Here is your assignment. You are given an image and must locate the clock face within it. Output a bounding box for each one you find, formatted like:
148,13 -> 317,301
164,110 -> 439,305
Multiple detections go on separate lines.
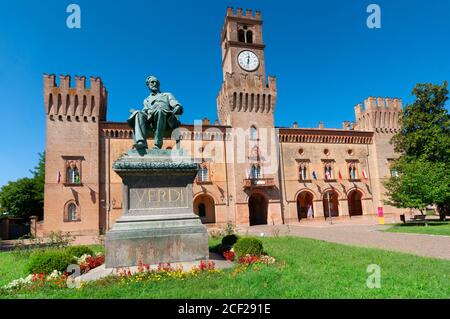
237,50 -> 259,71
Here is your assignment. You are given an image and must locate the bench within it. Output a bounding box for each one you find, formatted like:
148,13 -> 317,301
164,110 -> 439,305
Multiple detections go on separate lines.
400,214 -> 428,224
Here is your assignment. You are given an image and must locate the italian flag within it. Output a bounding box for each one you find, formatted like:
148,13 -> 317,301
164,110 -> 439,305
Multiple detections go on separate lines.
362,169 -> 368,179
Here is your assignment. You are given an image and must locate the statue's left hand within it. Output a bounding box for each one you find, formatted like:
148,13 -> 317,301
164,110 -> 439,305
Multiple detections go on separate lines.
173,105 -> 182,115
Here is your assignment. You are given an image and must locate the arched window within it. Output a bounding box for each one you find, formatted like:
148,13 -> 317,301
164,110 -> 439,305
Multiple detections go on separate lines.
65,202 -> 79,222
250,126 -> 258,140
238,29 -> 246,43
246,30 -> 253,44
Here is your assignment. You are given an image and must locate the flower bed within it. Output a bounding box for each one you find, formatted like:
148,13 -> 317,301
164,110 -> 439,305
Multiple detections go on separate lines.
112,259 -> 222,285
232,254 -> 285,276
78,254 -> 105,274
2,271 -> 69,291
2,251 -> 105,292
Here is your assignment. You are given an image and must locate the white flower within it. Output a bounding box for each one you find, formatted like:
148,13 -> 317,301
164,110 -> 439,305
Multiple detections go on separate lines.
46,270 -> 62,281
2,274 -> 34,290
76,254 -> 92,265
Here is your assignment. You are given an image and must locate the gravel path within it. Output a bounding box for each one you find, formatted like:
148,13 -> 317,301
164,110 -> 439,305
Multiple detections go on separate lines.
239,224 -> 450,260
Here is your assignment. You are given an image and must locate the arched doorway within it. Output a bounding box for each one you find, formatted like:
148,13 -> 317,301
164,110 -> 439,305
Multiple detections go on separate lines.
297,191 -> 314,220
323,191 -> 339,218
348,190 -> 363,216
248,193 -> 268,226
193,194 -> 216,224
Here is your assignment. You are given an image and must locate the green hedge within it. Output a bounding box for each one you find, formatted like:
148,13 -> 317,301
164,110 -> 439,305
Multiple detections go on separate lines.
233,237 -> 264,257
26,250 -> 76,275
65,246 -> 94,258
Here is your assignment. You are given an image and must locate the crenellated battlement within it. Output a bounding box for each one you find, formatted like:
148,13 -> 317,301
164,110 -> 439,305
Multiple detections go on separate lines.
354,97 -> 402,133
223,72 -> 276,93
43,74 -> 108,122
217,73 -> 277,118
226,7 -> 262,20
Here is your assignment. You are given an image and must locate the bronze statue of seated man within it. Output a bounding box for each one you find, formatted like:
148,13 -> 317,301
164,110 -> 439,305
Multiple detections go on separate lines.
128,75 -> 183,150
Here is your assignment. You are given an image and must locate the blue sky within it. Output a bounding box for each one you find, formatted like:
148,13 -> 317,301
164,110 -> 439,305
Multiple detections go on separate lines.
0,0 -> 449,187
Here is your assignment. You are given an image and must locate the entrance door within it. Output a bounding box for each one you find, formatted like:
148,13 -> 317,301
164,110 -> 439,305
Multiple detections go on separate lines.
297,192 -> 314,220
348,190 -> 363,216
248,193 -> 268,226
323,191 -> 339,218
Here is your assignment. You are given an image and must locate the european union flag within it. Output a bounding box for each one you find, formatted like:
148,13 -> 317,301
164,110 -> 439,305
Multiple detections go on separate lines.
312,171 -> 318,180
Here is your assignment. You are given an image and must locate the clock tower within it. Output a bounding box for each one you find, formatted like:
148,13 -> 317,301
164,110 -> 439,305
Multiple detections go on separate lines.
217,8 -> 283,227
217,7 -> 277,127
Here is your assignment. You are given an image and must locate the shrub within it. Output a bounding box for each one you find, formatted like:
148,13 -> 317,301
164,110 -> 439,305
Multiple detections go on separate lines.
26,250 -> 76,275
65,246 -> 94,258
222,234 -> 240,246
224,222 -> 236,236
46,231 -> 75,249
233,237 -> 264,257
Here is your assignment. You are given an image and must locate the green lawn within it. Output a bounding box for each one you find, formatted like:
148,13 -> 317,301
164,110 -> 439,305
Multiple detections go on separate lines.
0,238 -> 449,299
385,222 -> 450,236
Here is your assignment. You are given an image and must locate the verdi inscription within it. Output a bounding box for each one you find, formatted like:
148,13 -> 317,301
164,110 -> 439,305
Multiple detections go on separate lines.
129,187 -> 187,210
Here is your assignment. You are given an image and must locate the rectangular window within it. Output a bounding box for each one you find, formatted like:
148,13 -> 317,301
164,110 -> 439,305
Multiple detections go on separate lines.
321,160 -> 336,181
347,161 -> 360,180
387,158 -> 399,178
62,156 -> 84,186
297,160 -> 311,182
199,167 -> 209,182
390,169 -> 399,177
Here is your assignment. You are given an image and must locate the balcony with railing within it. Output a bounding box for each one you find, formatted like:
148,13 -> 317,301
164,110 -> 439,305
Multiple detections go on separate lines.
243,177 -> 275,188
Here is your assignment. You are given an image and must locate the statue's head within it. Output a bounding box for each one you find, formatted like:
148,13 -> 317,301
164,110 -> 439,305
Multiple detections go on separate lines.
146,75 -> 160,93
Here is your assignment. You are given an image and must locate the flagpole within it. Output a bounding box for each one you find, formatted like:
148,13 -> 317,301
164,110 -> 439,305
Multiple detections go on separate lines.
327,189 -> 333,225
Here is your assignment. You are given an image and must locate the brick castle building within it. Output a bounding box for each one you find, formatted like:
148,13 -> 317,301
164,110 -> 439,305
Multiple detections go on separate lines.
37,8 -> 403,236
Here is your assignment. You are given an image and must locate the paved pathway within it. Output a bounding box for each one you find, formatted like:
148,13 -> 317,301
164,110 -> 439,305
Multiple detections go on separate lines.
238,223 -> 450,260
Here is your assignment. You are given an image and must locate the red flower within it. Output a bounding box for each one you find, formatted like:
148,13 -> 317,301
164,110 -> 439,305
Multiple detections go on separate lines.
223,250 -> 235,261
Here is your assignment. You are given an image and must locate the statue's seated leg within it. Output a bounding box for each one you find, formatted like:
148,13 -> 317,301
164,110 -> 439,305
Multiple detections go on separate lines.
152,109 -> 167,149
134,111 -> 149,149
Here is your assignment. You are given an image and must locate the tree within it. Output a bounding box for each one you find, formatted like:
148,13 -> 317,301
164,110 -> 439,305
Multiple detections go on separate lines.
391,81 -> 449,163
384,158 -> 449,214
0,178 -> 43,219
386,81 -> 450,219
0,152 -> 45,220
30,152 -> 45,208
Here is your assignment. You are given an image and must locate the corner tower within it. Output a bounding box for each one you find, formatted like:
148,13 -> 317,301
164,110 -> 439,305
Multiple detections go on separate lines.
354,97 -> 403,216
41,74 -> 107,236
217,7 -> 277,128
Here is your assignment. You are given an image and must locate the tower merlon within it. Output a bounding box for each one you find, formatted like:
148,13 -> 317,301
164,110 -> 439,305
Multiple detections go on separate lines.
393,98 -> 403,109
376,97 -> 386,108
354,103 -> 363,115
364,97 -> 377,111
226,7 -> 262,20
90,76 -> 104,93
44,74 -> 56,88
75,76 -> 86,90
59,75 -> 71,89
267,76 -> 277,92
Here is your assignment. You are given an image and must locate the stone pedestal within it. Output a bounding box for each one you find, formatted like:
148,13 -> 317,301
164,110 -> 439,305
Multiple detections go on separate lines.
105,149 -> 209,268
